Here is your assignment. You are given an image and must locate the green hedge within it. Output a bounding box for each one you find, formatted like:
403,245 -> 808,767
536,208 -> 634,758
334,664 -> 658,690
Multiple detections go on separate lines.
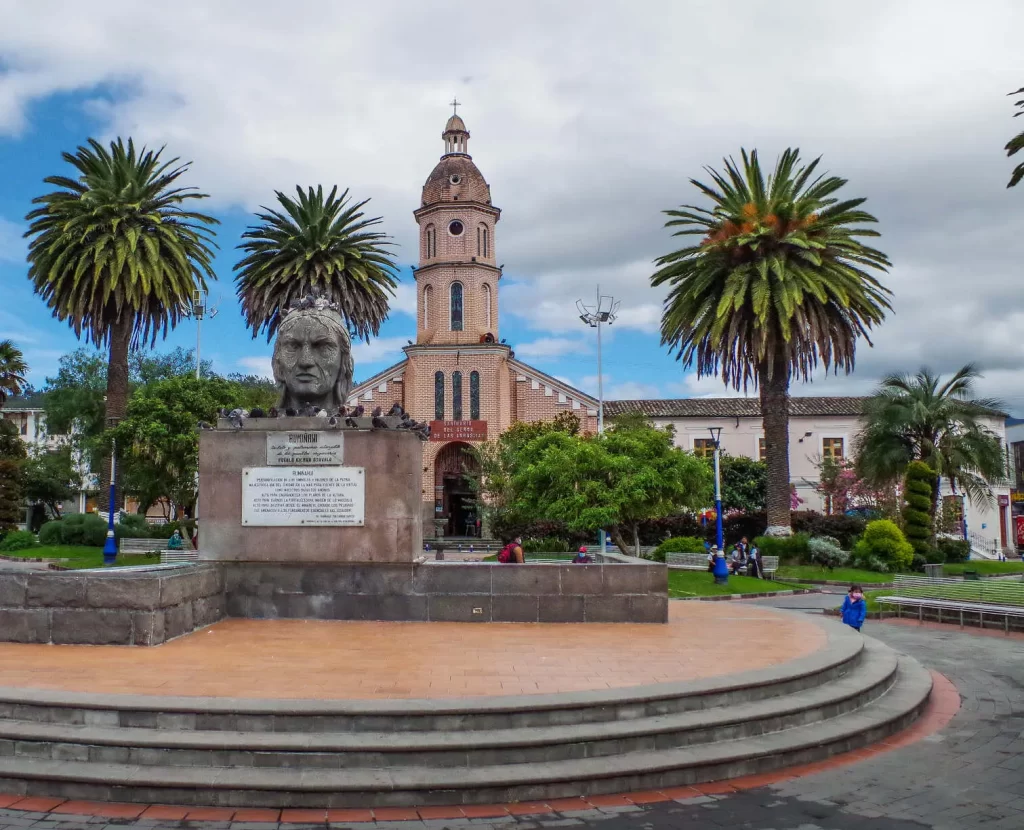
0,530 -> 36,551
753,532 -> 810,561
650,535 -> 706,563
853,519 -> 914,571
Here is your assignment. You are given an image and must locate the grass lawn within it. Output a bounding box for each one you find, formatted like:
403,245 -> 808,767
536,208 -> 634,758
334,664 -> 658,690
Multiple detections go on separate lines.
61,553 -> 162,570
776,565 -> 897,584
668,570 -> 811,598
0,545 -> 160,569
943,561 -> 1024,576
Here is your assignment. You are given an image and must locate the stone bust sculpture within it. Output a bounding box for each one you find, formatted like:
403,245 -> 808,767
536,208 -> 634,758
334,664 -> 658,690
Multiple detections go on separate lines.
271,297 -> 355,412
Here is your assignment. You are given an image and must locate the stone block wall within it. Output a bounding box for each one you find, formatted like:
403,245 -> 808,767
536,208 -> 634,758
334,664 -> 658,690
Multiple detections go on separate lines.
0,565 -> 224,645
223,561 -> 668,623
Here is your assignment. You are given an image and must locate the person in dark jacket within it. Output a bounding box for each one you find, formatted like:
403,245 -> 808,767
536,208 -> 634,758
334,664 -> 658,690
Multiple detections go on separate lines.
841,585 -> 867,631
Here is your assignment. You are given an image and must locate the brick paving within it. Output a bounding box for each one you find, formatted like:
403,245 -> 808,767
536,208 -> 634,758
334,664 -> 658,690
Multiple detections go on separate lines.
0,602 -> 823,699
0,617 -> 1020,828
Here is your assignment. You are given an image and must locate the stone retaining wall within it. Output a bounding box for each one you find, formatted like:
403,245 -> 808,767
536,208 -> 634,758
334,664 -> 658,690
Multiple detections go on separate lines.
224,561 -> 668,623
0,565 -> 224,645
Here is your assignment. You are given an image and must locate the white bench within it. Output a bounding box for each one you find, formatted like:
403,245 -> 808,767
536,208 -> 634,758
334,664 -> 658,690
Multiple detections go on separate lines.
665,552 -> 778,579
877,574 -> 1024,632
119,537 -> 198,566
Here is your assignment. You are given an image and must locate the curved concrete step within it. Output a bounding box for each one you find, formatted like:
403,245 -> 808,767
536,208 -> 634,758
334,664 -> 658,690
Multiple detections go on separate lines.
0,626 -> 863,733
0,642 -> 896,769
0,649 -> 933,808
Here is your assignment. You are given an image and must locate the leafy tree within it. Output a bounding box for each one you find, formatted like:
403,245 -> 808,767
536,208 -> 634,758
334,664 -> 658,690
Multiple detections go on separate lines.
507,419 -> 712,556
856,364 -> 1006,522
225,373 -> 279,411
902,461 -> 935,555
22,446 -> 78,519
25,138 -> 218,508
815,456 -> 896,517
132,347 -> 212,383
1006,86 -> 1024,187
0,420 -> 26,531
111,375 -> 248,517
0,340 -> 28,408
718,453 -> 766,513
234,185 -> 398,342
651,149 -> 891,536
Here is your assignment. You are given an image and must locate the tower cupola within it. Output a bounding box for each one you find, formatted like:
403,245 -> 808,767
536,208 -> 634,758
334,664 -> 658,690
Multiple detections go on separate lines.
442,100 -> 470,156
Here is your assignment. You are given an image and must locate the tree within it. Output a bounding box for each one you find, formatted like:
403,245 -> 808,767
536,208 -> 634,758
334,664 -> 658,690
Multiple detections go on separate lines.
507,419 -> 712,556
0,340 -> 28,408
718,453 -> 766,513
815,456 -> 896,516
111,375 -> 249,517
0,420 -> 26,531
856,364 -> 1006,522
22,446 -> 78,518
234,185 -> 398,342
132,347 -> 212,383
902,461 -> 935,555
651,149 -> 892,535
225,373 -> 279,411
24,138 -> 218,509
1005,86 -> 1024,187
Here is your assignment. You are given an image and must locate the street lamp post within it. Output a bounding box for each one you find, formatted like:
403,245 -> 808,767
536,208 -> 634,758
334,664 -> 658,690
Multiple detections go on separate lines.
183,290 -> 218,379
102,418 -> 120,567
709,426 -> 724,551
577,286 -> 620,553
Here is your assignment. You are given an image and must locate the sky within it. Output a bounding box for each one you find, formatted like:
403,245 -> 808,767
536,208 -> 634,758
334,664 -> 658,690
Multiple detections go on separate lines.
0,1 -> 1022,415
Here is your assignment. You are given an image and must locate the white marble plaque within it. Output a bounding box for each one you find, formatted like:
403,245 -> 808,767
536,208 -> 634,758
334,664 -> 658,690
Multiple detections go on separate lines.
266,431 -> 344,466
242,466 -> 365,526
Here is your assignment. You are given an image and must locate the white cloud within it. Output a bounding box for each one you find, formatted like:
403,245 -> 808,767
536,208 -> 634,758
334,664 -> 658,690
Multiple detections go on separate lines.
235,355 -> 273,378
351,336 -> 408,368
389,280 -> 418,318
607,380 -> 663,400
513,336 -> 590,360
0,217 -> 25,263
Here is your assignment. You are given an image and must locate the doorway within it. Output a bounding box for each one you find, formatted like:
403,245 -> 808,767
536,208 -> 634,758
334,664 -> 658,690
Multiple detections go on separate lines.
434,441 -> 480,537
1000,505 -> 1008,549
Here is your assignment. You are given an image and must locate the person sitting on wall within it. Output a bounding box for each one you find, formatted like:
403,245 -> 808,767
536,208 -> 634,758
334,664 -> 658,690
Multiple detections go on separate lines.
729,543 -> 747,575
167,530 -> 184,551
498,536 -> 525,564
706,544 -> 717,572
572,546 -> 594,564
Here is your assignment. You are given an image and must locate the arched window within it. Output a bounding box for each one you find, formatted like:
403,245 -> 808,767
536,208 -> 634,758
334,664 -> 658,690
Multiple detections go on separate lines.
452,371 -> 463,421
434,372 -> 444,421
476,224 -> 489,257
481,283 -> 492,330
425,224 -> 435,258
423,284 -> 433,329
470,371 -> 480,420
450,282 -> 464,331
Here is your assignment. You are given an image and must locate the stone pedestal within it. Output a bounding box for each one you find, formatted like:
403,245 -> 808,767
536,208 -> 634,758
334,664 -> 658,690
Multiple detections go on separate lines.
198,420 -> 422,563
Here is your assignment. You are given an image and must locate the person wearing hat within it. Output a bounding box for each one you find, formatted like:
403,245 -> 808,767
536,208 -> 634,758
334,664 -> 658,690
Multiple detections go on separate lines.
706,544 -> 717,573
572,546 -> 593,564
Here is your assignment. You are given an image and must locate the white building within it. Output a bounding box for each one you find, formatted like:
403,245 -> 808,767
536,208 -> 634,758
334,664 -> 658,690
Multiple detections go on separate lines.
606,396 -> 1015,557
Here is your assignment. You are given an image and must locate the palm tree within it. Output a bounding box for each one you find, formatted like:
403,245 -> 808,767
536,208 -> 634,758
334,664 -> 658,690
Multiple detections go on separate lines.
24,138 -> 217,504
0,340 -> 28,408
856,364 -> 1007,528
1005,86 -> 1024,187
652,149 -> 892,534
234,185 -> 398,341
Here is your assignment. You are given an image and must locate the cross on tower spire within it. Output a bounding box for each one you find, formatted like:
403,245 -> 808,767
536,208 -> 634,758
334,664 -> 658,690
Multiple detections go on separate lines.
450,97 -> 460,115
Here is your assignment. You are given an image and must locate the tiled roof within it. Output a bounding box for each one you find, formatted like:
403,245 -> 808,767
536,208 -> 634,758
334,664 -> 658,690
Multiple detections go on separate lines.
0,392 -> 47,411
605,397 -> 868,418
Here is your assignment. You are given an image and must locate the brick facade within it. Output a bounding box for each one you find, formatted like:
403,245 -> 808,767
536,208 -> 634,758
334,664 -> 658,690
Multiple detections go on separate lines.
347,112 -> 598,534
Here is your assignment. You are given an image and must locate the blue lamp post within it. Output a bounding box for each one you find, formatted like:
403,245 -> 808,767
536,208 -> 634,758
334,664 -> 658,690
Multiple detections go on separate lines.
709,426 -> 724,551
102,424 -> 119,567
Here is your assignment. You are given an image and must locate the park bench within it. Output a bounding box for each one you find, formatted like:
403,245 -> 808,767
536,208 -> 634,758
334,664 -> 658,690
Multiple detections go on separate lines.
877,574 -> 1024,632
665,551 -> 778,579
119,537 -> 199,566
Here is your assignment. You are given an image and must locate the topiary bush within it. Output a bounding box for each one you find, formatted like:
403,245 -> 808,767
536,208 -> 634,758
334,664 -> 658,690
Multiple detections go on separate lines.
807,536 -> 849,571
37,519 -> 64,546
902,461 -> 935,557
753,532 -> 810,562
936,537 -> 970,564
0,530 -> 36,551
853,519 -> 914,572
57,513 -> 110,547
792,511 -> 867,550
652,535 -> 706,560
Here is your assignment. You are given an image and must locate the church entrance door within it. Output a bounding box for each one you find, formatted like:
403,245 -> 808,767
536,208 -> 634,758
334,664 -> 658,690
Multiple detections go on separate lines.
434,441 -> 480,537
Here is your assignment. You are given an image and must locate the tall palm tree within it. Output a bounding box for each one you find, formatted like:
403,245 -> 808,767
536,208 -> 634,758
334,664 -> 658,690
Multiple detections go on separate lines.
1005,86 -> 1024,187
856,364 -> 1007,526
24,138 -> 217,505
652,149 -> 892,534
234,185 -> 398,341
0,340 -> 28,408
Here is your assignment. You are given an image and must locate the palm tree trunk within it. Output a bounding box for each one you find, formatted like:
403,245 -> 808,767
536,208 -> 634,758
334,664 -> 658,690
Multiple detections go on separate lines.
100,315 -> 132,511
759,353 -> 793,536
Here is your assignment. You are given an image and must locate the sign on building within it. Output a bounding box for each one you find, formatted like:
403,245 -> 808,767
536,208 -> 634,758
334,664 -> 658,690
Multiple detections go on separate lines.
429,420 -> 488,442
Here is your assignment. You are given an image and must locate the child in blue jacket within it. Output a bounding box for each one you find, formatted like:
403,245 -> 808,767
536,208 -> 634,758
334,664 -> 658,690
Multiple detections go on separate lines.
841,585 -> 867,631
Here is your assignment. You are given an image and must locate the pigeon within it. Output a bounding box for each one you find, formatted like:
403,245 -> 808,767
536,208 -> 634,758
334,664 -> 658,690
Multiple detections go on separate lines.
387,402 -> 406,417
371,407 -> 388,429
218,407 -> 230,418
299,403 -> 318,417
413,422 -> 431,440
249,407 -> 266,419
344,404 -> 366,428
268,407 -> 279,418
315,408 -> 329,418
327,415 -> 339,427
352,405 -> 365,417
284,407 -> 297,417
197,421 -> 213,430
227,408 -> 248,430
336,405 -> 348,417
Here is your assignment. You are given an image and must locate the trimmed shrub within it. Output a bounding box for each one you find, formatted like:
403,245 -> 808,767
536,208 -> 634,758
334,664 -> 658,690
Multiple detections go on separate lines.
792,511 -> 867,550
753,532 -> 810,562
0,530 -> 36,551
53,513 -> 110,547
936,537 -> 970,564
807,536 -> 848,571
37,520 -> 64,546
116,514 -> 151,539
853,519 -> 914,572
902,461 -> 935,557
653,535 -> 706,557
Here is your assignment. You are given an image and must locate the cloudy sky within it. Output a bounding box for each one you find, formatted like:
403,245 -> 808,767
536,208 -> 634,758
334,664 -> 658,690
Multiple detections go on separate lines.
0,1 -> 1022,414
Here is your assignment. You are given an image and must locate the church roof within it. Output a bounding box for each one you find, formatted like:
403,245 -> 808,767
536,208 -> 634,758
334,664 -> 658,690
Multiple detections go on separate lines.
444,114 -> 467,133
421,155 -> 491,205
605,397 -> 869,418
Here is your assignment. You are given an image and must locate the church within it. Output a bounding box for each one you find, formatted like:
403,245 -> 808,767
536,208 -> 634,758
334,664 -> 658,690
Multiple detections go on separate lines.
346,110 -> 599,535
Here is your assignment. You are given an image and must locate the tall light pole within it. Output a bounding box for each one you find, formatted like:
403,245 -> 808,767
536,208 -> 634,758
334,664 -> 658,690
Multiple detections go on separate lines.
102,417 -> 120,567
577,286 -> 620,553
182,291 -> 218,379
709,426 -> 724,551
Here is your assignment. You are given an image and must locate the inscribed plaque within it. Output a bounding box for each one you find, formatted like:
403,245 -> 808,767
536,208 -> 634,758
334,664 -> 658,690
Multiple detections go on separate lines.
266,431 -> 343,465
242,466 -> 365,526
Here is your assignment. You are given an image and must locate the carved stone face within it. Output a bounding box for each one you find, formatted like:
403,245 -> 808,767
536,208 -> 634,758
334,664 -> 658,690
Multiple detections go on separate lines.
271,310 -> 353,411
